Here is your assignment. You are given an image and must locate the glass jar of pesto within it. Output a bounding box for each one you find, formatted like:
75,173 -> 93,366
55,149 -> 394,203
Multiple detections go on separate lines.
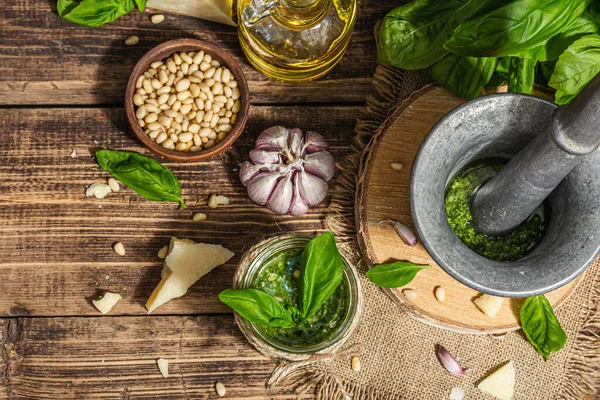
235,236 -> 362,358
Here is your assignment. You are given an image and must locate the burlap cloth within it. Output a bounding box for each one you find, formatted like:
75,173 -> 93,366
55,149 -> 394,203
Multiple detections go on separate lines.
268,66 -> 600,399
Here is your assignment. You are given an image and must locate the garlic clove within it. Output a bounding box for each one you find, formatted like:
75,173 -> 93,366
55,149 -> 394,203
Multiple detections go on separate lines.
288,128 -> 304,157
289,174 -> 309,216
250,149 -> 281,164
247,172 -> 282,205
267,173 -> 294,214
304,151 -> 336,181
297,171 -> 328,206
256,126 -> 289,150
305,131 -> 329,153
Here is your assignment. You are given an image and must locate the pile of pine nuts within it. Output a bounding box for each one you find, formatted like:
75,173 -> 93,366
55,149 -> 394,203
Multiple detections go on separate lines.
133,50 -> 242,152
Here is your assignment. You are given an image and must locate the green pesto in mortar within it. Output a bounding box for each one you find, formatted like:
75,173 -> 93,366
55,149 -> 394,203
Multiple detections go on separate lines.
444,161 -> 545,261
252,247 -> 348,347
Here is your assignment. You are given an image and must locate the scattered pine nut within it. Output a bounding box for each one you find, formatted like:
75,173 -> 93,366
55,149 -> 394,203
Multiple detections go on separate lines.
208,194 -> 229,208
391,162 -> 403,171
151,14 -> 165,24
215,381 -> 226,397
70,149 -> 77,158
125,36 -> 139,46
434,286 -> 446,302
192,212 -> 207,222
157,358 -> 169,378
351,356 -> 361,372
113,242 -> 126,256
107,178 -> 120,192
157,245 -> 169,259
86,183 -> 111,199
403,289 -> 417,300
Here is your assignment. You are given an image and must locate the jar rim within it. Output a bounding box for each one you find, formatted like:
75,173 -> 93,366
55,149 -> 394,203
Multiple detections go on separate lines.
238,236 -> 360,354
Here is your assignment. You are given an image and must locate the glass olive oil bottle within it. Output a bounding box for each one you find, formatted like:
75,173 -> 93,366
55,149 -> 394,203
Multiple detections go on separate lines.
237,0 -> 357,82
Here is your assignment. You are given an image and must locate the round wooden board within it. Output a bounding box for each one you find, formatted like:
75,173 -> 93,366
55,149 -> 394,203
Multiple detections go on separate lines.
356,85 -> 580,334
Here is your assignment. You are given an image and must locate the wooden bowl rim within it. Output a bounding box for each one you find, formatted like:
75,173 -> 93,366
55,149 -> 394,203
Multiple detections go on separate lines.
125,38 -> 250,163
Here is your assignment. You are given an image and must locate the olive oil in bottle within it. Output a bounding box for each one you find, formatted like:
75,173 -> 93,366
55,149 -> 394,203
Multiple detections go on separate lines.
237,0 -> 357,83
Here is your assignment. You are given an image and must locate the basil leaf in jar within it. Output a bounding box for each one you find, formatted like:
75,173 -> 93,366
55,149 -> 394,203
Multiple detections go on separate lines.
366,261 -> 429,288
219,289 -> 295,328
520,294 -> 567,359
58,0 -> 137,28
299,232 -> 344,319
95,150 -> 185,209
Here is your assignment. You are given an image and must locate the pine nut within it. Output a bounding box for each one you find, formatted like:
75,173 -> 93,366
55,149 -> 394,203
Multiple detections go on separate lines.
205,140 -> 216,149
145,113 -> 158,123
136,75 -> 145,89
434,286 -> 446,302
157,245 -> 169,259
113,242 -> 126,256
180,52 -> 193,64
125,36 -> 139,45
193,51 -> 204,64
162,138 -> 174,148
403,289 -> 417,300
136,105 -> 147,119
157,85 -> 171,95
215,382 -> 226,397
176,79 -> 190,92
222,68 -> 231,83
151,14 -> 165,24
391,162 -> 403,171
156,132 -> 167,144
148,122 -> 162,131
173,53 -> 182,65
204,54 -> 212,63
179,132 -> 193,143
351,356 -> 361,372
175,142 -> 187,151
192,213 -> 207,222
214,68 -> 223,82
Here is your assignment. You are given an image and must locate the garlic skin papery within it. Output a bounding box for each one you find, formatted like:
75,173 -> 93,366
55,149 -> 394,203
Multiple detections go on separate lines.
240,126 -> 336,216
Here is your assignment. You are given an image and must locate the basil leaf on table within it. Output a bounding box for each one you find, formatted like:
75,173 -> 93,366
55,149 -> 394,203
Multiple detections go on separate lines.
219,289 -> 295,328
549,34 -> 600,104
299,232 -> 344,319
95,149 -> 186,208
429,54 -> 498,100
520,294 -> 567,359
377,0 -> 484,70
366,261 -> 429,288
58,0 -> 137,27
508,58 -> 535,94
445,0 -> 591,57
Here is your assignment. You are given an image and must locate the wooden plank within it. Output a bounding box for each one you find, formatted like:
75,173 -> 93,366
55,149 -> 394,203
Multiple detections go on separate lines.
0,0 -> 395,106
0,105 -> 358,317
0,315 -> 312,399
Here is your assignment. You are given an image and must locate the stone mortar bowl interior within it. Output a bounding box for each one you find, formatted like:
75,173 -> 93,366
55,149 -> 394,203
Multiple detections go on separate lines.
410,94 -> 600,298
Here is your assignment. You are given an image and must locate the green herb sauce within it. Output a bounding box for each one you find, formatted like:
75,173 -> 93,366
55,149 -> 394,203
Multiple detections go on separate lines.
444,161 -> 545,261
252,247 -> 348,347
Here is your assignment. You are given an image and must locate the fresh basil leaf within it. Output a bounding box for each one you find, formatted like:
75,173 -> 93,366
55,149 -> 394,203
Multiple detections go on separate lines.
377,0 -> 484,70
429,54 -> 498,100
549,34 -> 600,104
520,294 -> 567,360
486,57 -> 511,87
219,289 -> 295,328
95,149 -> 185,208
61,0 -> 136,27
299,232 -> 344,319
445,0 -> 591,57
508,57 -> 535,94
535,61 -> 557,88
366,261 -> 429,288
57,0 -> 78,17
134,0 -> 147,12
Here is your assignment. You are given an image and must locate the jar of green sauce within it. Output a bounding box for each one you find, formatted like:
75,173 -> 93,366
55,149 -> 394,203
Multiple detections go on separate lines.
235,236 -> 362,358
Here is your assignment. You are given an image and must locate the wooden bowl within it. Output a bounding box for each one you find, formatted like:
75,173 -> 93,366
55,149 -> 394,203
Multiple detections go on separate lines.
125,39 -> 250,162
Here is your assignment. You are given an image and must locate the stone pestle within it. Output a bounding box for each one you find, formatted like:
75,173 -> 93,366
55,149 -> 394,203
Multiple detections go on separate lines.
471,73 -> 600,238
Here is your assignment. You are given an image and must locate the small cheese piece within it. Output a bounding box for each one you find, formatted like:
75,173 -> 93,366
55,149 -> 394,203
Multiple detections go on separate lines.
92,292 -> 122,314
86,183 -> 112,199
145,237 -> 234,313
449,387 -> 465,400
473,293 -> 504,318
146,0 -> 235,27
157,358 -> 169,378
478,361 -> 515,400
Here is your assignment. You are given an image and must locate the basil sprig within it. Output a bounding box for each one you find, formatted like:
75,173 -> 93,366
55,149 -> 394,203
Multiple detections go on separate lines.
219,232 -> 344,328
219,289 -> 295,328
95,150 -> 185,209
377,0 -> 600,103
366,261 -> 430,288
57,0 -> 145,28
520,294 -> 567,359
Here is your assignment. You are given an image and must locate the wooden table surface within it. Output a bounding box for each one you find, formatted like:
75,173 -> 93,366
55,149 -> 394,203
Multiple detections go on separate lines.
0,1 -> 390,398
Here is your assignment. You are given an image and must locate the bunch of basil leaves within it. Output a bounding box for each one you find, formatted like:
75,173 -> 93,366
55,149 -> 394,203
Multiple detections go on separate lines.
219,232 -> 344,329
367,259 -> 566,359
378,0 -> 600,103
58,0 -> 146,27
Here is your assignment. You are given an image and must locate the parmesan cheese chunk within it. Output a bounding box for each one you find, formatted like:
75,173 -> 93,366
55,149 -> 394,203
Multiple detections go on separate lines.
157,358 -> 169,378
146,0 -> 235,27
92,292 -> 122,314
145,237 -> 234,313
473,293 -> 504,318
478,361 -> 515,400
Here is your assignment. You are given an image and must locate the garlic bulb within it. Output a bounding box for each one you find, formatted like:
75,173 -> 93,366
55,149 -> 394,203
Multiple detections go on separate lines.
240,126 -> 336,216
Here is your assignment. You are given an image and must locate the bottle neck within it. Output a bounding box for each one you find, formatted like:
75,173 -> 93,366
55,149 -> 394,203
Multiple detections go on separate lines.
275,0 -> 329,25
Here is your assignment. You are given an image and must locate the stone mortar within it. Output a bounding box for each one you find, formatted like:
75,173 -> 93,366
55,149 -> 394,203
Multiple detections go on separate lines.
410,94 -> 600,298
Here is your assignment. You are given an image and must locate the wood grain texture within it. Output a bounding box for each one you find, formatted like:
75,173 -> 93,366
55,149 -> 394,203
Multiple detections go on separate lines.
0,315 -> 315,399
0,105 -> 358,317
357,86 -> 579,334
0,0 -> 395,106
